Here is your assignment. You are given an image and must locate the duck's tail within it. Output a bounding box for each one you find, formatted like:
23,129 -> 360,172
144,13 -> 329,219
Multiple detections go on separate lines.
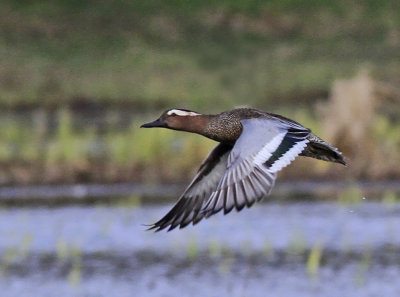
300,134 -> 347,166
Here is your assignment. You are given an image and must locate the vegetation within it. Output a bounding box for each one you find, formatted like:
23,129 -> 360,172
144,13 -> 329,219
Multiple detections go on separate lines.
0,0 -> 398,185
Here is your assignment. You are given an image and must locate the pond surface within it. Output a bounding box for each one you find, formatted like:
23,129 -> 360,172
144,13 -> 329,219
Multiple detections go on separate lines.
1,202 -> 400,297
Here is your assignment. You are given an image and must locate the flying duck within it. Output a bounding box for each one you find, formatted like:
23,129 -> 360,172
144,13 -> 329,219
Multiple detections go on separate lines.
141,108 -> 346,231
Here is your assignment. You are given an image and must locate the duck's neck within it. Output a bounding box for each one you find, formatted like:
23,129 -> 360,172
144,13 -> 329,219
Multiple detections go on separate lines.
175,114 -> 214,135
174,114 -> 228,142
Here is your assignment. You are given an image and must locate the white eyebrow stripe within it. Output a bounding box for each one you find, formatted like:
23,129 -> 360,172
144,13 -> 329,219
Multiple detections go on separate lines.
167,109 -> 200,116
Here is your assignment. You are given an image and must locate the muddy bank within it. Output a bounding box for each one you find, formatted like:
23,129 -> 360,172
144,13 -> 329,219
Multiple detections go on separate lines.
0,180 -> 399,206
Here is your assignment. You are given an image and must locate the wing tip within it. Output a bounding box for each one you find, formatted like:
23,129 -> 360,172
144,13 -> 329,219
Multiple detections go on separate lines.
144,224 -> 175,232
144,223 -> 161,232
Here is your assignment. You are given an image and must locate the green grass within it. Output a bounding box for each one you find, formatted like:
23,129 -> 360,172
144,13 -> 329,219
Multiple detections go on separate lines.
0,0 -> 399,109
306,242 -> 323,279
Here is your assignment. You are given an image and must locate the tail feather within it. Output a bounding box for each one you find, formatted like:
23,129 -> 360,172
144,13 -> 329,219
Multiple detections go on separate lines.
300,134 -> 347,165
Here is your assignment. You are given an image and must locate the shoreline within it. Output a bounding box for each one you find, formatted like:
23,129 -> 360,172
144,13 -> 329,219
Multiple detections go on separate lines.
0,180 -> 398,206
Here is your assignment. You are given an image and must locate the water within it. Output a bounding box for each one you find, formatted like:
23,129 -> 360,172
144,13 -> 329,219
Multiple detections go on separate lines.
1,202 -> 400,296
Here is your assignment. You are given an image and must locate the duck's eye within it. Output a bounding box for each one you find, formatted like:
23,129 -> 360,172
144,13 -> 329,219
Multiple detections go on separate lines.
170,113 -> 177,117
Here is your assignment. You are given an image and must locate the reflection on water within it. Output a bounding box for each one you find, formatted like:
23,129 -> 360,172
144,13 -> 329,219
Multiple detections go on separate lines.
1,202 -> 400,297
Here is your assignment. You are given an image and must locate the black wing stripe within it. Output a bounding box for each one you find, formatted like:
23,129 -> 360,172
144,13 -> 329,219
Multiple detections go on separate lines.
264,129 -> 309,168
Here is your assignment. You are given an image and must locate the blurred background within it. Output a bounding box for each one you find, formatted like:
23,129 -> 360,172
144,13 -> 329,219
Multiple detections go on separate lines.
0,0 -> 399,296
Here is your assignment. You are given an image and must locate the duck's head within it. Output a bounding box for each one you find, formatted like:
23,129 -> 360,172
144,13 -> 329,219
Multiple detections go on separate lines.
140,108 -> 203,131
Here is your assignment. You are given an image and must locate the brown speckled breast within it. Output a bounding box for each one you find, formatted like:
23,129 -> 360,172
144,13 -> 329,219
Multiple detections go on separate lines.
202,108 -> 264,143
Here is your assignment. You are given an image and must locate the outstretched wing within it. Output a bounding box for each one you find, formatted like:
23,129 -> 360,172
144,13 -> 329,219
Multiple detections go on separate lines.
148,143 -> 232,231
202,117 -> 310,216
